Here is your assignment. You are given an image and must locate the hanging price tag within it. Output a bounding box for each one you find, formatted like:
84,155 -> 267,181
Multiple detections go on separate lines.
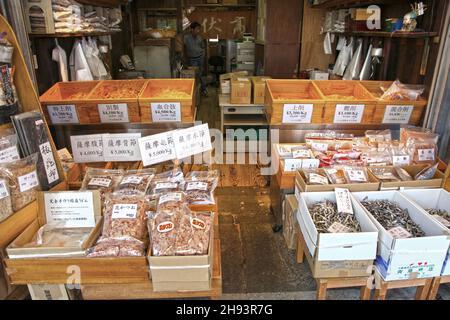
103,133 -> 142,162
282,104 -> 313,124
70,134 -> 104,163
173,124 -> 212,159
334,188 -> 354,215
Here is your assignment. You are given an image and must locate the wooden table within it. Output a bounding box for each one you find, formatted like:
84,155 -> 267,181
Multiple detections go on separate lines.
427,275 -> 450,300
373,269 -> 433,300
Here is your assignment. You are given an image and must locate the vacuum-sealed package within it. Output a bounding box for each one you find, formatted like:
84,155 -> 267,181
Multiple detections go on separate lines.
370,167 -> 401,182
365,129 -> 392,147
343,166 -> 369,183
394,167 -> 414,181
156,191 -> 187,213
175,211 -> 212,256
80,168 -> 124,202
323,167 -> 346,184
303,169 -> 329,185
184,170 -> 219,205
415,163 -> 439,180
150,206 -> 185,257
114,168 -> 155,196
149,168 -> 185,195
0,153 -> 40,212
360,148 -> 392,166
87,239 -> 145,257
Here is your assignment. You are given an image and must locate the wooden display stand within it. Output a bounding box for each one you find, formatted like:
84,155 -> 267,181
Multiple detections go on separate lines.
295,226 -> 371,300
373,269 -> 433,300
427,275 -> 450,300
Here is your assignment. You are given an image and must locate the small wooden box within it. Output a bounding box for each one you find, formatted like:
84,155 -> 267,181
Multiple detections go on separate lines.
80,80 -> 147,124
360,80 -> 428,125
139,79 -> 195,123
40,81 -> 99,125
313,80 -> 377,124
231,77 -> 252,104
265,80 -> 325,125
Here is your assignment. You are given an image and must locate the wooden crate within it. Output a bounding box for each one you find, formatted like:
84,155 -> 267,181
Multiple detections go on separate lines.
67,162 -> 113,190
277,161 -> 297,190
265,80 -> 325,125
139,79 -> 196,123
313,80 -> 377,124
360,80 -> 428,125
79,80 -> 147,124
39,81 -> 99,125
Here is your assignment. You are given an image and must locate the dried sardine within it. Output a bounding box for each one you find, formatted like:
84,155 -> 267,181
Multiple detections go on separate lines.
308,200 -> 361,234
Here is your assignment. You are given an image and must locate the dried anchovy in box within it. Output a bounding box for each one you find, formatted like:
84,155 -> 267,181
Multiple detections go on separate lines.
360,198 -> 425,237
80,168 -> 124,202
308,200 -> 361,233
114,168 -> 155,196
149,167 -> 185,195
0,153 -> 40,212
184,170 -> 219,205
303,169 -> 329,185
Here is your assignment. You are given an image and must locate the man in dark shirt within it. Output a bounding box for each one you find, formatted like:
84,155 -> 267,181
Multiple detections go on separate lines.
184,21 -> 207,96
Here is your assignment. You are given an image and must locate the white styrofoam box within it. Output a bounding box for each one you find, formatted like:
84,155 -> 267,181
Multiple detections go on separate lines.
296,191 -> 378,261
399,188 -> 450,276
352,191 -> 450,281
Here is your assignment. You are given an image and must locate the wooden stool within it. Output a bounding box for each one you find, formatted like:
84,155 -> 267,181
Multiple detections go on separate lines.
296,228 -> 372,300
427,275 -> 450,300
373,269 -> 433,300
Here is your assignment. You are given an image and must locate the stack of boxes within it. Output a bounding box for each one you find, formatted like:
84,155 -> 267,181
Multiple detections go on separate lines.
235,40 -> 255,76
227,75 -> 271,105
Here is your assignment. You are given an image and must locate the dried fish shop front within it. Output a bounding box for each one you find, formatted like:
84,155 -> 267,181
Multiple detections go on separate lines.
0,0 -> 449,306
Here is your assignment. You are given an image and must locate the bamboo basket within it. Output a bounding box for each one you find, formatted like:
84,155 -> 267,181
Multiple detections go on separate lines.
265,80 -> 325,124
139,79 -> 196,123
313,80 -> 377,124
360,80 -> 428,125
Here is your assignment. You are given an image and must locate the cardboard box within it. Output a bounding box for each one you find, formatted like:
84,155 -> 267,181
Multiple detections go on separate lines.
295,169 -> 380,193
28,284 -> 69,300
231,77 -> 251,104
7,191 -> 102,259
148,212 -> 214,292
370,165 -> 446,190
296,192 -> 378,278
400,189 -> 450,276
283,195 -> 299,250
220,71 -> 247,95
352,191 -> 450,281
251,76 -> 271,104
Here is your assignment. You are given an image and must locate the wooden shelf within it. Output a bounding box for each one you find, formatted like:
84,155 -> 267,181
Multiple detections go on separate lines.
29,32 -> 120,38
193,4 -> 256,8
330,31 -> 438,38
76,0 -> 126,7
311,0 -> 393,9
137,8 -> 177,11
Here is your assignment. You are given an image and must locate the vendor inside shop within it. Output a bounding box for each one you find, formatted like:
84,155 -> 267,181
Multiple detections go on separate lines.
184,21 -> 208,97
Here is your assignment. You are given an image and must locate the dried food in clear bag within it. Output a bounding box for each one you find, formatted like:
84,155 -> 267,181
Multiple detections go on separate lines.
411,141 -> 438,165
415,163 -> 438,180
80,168 -> 124,202
370,167 -> 401,182
380,80 -> 425,101
360,149 -> 392,166
303,169 -> 329,185
389,143 -> 411,166
291,146 -> 312,159
365,129 -> 392,147
400,127 -> 439,144
314,151 -> 334,167
150,167 -> 185,195
0,134 -> 19,164
150,207 -> 184,256
331,149 -> 361,160
394,167 -> 413,181
99,195 -> 148,243
22,223 -> 93,249
276,144 -> 293,159
176,212 -> 212,256
156,192 -> 188,214
343,166 -> 369,183
184,170 -> 219,205
114,168 -> 155,196
323,167 -> 346,184
0,153 -> 40,212
87,239 -> 145,257
0,177 -> 12,222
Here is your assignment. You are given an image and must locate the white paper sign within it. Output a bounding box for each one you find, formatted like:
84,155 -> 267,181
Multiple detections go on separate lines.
70,134 -> 104,163
311,142 -> 328,152
173,124 -> 212,159
432,215 -> 450,228
159,192 -> 183,204
39,142 -> 59,184
327,222 -> 350,233
392,155 -> 410,166
0,146 -> 20,163
138,132 -> 176,167
301,159 -> 320,169
334,104 -> 365,123
186,182 -> 208,191
151,102 -> 182,122
121,176 -> 144,185
47,105 -> 79,124
334,188 -> 354,215
345,168 -> 367,182
0,179 -> 9,199
98,103 -> 129,123
382,105 -> 413,124
282,104 -> 313,124
102,133 -> 142,162
155,182 -> 178,191
44,192 -> 96,228
388,226 -> 412,239
112,204 -> 137,219
277,145 -> 292,158
418,149 -> 435,162
18,171 -> 39,192
292,149 -> 310,159
309,173 -> 328,185
88,178 -> 112,188
284,159 -> 303,172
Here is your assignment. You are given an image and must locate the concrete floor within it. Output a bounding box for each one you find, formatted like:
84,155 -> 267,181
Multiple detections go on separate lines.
196,88 -> 450,300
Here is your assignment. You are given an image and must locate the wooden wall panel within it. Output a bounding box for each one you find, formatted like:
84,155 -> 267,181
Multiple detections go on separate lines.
265,0 -> 303,44
264,44 -> 300,78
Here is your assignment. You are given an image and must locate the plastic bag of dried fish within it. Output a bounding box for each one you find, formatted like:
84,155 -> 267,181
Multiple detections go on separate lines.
343,166 -> 369,183
156,191 -> 188,213
365,129 -> 392,147
0,134 -> 20,164
80,168 -> 124,203
394,167 -> 413,181
303,169 -> 329,185
184,170 -> 219,205
323,167 -> 346,184
114,168 -> 155,196
149,167 -> 185,195
360,148 -> 392,166
291,146 -> 312,159
175,211 -> 212,256
0,177 -> 12,222
369,167 -> 401,182
308,200 -> 361,234
360,198 -> 425,238
388,143 -> 411,166
414,163 -> 439,180
0,153 -> 40,212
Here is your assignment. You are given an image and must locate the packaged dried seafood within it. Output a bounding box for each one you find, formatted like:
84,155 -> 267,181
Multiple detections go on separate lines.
0,177 -> 12,222
394,167 -> 413,181
0,153 -> 40,212
360,148 -> 392,166
150,167 -> 185,195
370,167 -> 401,182
114,168 -> 155,196
360,198 -> 425,238
343,166 -> 369,183
308,200 -> 361,234
389,143 -> 411,166
400,127 -> 439,145
156,191 -> 187,213
176,211 -> 212,256
184,170 -> 219,205
303,169 -> 329,185
80,168 -> 124,202
21,224 -> 93,249
415,163 -> 438,180
323,167 -> 346,184
365,129 -> 392,147
410,141 -> 438,165
150,206 -> 186,256
380,80 -> 425,101
87,239 -> 145,257
0,134 -> 20,164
